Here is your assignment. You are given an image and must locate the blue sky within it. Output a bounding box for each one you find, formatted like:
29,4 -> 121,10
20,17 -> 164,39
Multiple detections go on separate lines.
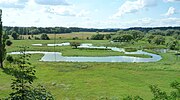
0,0 -> 180,28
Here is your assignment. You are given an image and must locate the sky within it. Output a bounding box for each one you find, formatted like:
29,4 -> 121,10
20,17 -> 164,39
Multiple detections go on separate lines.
0,0 -> 180,28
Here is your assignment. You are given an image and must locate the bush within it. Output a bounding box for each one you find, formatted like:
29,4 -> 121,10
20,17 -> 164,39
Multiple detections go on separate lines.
28,36 -> 31,40
91,34 -> 104,40
35,36 -> 40,40
124,48 -> 137,52
152,35 -> 165,45
11,32 -> 19,40
6,40 -> 12,46
167,39 -> 179,50
70,42 -> 81,49
40,33 -> 50,40
6,55 -> 14,63
111,34 -> 133,42
105,34 -> 111,40
3,34 -> 9,39
72,37 -> 78,40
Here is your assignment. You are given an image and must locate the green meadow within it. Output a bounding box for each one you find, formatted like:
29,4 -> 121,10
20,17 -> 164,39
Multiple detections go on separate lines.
0,32 -> 180,100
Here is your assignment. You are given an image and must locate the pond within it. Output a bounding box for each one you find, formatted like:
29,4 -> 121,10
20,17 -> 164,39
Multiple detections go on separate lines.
9,43 -> 162,62
32,43 -> 70,47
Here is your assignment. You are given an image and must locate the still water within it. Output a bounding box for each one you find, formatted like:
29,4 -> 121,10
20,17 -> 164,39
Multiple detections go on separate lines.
9,44 -> 162,62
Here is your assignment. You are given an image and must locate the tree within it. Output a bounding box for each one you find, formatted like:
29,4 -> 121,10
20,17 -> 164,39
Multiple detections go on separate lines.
72,37 -> 78,40
11,31 -> 19,40
167,39 -> 179,50
0,9 -> 3,68
70,42 -> 81,49
152,35 -> 165,45
111,34 -> 133,42
149,29 -> 165,36
146,34 -> 155,43
4,46 -> 54,100
6,40 -> 13,46
128,30 -> 144,41
165,29 -> 175,36
173,33 -> 180,40
3,33 -> 9,40
28,36 -> 31,40
40,33 -> 50,40
105,34 -> 111,40
6,55 -> 14,63
0,9 -> 6,68
91,34 -> 104,40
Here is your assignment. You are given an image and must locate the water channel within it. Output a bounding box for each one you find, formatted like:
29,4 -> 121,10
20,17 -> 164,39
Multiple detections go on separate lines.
9,43 -> 162,62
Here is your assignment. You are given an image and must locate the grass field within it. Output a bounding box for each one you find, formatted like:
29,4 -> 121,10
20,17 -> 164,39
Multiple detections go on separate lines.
0,53 -> 179,99
6,40 -> 153,58
18,32 -> 111,40
1,33 -> 180,99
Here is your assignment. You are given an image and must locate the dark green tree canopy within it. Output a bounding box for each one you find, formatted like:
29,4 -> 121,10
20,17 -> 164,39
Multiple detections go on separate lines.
11,31 -> 19,40
4,47 -> 54,100
40,33 -> 50,40
91,34 -> 104,40
70,42 -> 81,49
111,34 -> 133,42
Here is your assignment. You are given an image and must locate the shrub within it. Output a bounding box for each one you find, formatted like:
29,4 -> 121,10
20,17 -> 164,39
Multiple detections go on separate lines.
70,42 -> 81,49
152,35 -> 165,45
111,34 -> 133,42
91,34 -> 104,40
40,33 -> 50,40
105,34 -> 111,40
28,36 -> 31,40
124,48 -> 137,52
6,40 -> 12,46
6,55 -> 14,63
11,32 -> 19,40
167,39 -> 179,50
72,37 -> 78,40
4,47 -> 54,100
35,36 -> 40,40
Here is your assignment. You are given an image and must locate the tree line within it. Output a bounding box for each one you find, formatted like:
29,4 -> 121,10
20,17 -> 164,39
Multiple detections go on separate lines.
125,26 -> 180,32
3,26 -> 119,35
90,29 -> 180,50
4,26 -> 180,36
3,26 -> 72,35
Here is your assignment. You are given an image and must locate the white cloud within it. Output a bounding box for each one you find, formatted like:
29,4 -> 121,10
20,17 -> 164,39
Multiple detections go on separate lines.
45,6 -> 90,17
164,0 -> 180,2
0,0 -> 28,8
0,0 -> 179,28
165,7 -> 176,16
45,6 -> 75,16
160,17 -> 180,25
112,0 -> 157,18
34,0 -> 69,6
76,10 -> 90,17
